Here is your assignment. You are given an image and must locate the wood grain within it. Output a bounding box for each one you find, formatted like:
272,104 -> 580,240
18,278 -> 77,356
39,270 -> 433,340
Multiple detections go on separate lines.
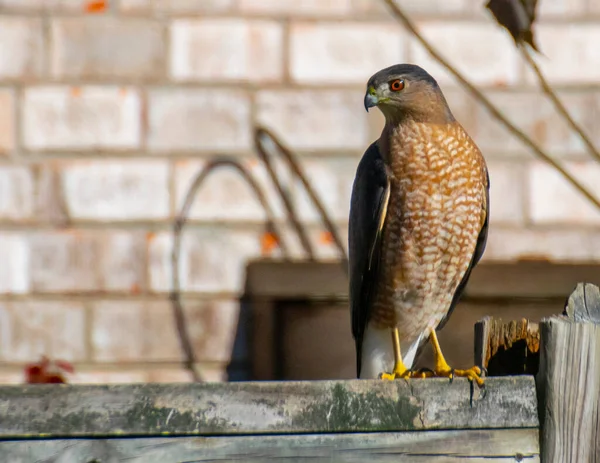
474,316 -> 540,376
0,377 -> 538,438
1,429 -> 540,462
537,283 -> 600,462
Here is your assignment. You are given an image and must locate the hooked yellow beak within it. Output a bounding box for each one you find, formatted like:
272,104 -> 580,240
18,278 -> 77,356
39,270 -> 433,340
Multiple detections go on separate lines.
364,86 -> 378,111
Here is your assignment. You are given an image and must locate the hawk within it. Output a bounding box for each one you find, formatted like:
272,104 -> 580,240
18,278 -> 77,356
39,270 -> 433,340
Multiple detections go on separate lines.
348,64 -> 489,386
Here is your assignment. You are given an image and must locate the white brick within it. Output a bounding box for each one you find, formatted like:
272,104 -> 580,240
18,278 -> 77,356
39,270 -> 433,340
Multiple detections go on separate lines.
293,157 -> 359,222
409,22 -> 521,87
484,228 -> 599,262
51,18 -> 165,80
23,87 -> 141,151
61,160 -> 170,221
0,18 -> 44,80
170,20 -> 283,82
278,224 -> 349,261
256,89 -> 368,150
537,0 -> 586,17
472,91 -> 591,157
148,228 -> 261,293
0,234 -> 30,294
91,299 -> 238,362
289,22 -> 404,84
240,0 -> 351,15
0,0 -> 88,11
486,161 -> 525,225
525,25 -> 600,84
71,370 -> 148,384
529,161 -> 600,224
0,166 -> 34,221
173,159 -> 286,222
0,90 -> 15,152
120,0 -> 235,13
148,89 -> 251,152
29,231 -> 100,292
0,301 -> 86,362
397,0 -> 468,14
100,231 -> 147,292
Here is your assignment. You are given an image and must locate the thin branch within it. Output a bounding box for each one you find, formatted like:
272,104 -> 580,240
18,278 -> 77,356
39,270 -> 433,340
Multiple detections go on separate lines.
171,157 -> 288,383
520,45 -> 600,164
252,128 -> 316,260
254,126 -> 349,266
382,0 -> 600,212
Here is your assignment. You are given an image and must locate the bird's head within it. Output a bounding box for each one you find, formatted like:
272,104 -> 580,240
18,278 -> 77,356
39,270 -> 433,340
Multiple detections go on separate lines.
364,64 -> 454,124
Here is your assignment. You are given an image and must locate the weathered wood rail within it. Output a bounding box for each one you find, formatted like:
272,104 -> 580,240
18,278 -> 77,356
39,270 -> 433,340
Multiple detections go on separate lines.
2,282 -> 599,462
0,377 -> 539,462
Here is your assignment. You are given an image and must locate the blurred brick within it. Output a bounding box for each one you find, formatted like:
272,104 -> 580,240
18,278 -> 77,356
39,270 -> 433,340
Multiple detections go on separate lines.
181,299 -> 239,363
256,89 -> 368,151
91,299 -> 238,362
240,0 -> 351,15
71,370 -> 148,384
196,364 -> 228,382
120,0 -> 235,13
537,0 -> 586,17
525,25 -> 600,84
279,224 -> 349,261
100,231 -> 147,293
529,161 -> 600,225
398,0 -> 469,14
472,90 -> 591,157
91,301 -> 176,362
0,371 -> 24,384
148,89 -> 251,152
0,0 -> 87,11
61,160 -> 170,221
409,22 -> 521,87
289,22 -> 403,84
23,87 -> 141,151
0,234 -> 30,294
293,156 -> 358,222
148,228 -> 261,293
0,166 -> 34,221
51,18 -> 165,80
170,19 -> 283,83
33,165 -> 70,225
350,0 -> 393,16
145,368 -> 194,383
29,231 -> 101,293
0,89 -> 14,152
173,158 -> 286,222
484,228 -> 599,262
0,301 -> 86,362
0,18 -> 44,80
486,161 -> 525,226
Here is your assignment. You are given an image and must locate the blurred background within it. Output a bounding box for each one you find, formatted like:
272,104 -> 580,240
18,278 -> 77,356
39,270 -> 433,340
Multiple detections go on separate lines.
0,0 -> 599,385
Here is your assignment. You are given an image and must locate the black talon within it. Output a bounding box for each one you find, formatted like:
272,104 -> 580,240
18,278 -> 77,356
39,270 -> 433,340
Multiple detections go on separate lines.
449,369 -> 455,384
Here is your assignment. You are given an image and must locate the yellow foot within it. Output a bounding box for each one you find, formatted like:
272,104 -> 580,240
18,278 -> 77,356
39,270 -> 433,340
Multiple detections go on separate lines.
380,362 -> 412,380
428,327 -> 485,388
433,363 -> 485,388
380,365 -> 435,380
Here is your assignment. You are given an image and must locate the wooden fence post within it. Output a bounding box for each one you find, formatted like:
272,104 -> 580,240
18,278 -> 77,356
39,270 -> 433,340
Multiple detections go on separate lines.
537,282 -> 600,462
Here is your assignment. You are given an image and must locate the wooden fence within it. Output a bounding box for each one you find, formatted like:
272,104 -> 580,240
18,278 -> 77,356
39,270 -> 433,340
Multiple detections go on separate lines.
0,282 -> 598,462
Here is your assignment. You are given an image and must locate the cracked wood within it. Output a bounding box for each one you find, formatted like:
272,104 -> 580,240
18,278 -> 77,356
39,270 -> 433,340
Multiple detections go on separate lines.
0,377 -> 537,438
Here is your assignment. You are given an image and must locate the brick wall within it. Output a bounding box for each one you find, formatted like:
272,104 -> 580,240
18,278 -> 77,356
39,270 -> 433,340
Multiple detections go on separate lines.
0,0 -> 599,383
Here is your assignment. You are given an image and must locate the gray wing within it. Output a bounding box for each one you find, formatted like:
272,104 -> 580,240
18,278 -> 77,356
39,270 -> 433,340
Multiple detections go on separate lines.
348,141 -> 390,378
437,166 -> 490,331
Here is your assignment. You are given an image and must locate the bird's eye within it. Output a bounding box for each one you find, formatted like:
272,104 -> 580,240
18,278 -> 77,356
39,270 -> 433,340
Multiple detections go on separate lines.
390,79 -> 405,91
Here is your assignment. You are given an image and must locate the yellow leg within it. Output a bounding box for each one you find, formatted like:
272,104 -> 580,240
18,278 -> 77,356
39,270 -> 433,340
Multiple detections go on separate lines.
380,328 -> 429,380
429,327 -> 485,387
